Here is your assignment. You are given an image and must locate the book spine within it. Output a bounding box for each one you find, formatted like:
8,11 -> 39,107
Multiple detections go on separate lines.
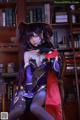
33,8 -> 37,22
29,9 -> 33,23
44,3 -> 50,24
2,10 -> 6,27
12,8 -> 16,26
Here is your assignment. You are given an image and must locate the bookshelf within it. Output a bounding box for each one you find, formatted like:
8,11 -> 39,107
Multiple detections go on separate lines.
18,1 -> 80,120
0,0 -> 19,112
0,0 -> 80,119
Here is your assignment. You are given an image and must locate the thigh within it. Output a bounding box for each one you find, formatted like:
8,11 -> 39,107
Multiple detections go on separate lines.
32,90 -> 46,106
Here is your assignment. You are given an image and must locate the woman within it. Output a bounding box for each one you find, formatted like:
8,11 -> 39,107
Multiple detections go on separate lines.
9,22 -> 62,120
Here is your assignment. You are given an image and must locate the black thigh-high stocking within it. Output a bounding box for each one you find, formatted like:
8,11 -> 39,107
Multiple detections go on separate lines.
30,90 -> 55,120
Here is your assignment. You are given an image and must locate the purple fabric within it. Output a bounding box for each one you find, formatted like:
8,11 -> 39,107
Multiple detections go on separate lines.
51,59 -> 60,72
54,60 -> 60,72
26,65 -> 33,83
25,62 -> 47,93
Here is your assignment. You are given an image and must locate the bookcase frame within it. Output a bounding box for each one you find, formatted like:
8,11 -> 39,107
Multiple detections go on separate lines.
0,0 -> 80,120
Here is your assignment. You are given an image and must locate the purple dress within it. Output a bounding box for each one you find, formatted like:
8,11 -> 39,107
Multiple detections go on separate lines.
10,50 -> 61,111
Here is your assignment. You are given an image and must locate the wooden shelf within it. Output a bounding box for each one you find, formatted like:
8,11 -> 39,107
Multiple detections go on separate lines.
26,1 -> 54,6
54,1 -> 79,5
72,28 -> 80,34
52,23 -> 80,28
58,47 -> 80,52
71,10 -> 80,15
0,47 -> 19,53
2,72 -> 17,78
0,26 -> 16,30
0,2 -> 16,9
52,23 -> 69,28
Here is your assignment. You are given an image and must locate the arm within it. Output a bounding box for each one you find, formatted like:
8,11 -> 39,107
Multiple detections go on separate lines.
23,51 -> 37,98
45,49 -> 62,78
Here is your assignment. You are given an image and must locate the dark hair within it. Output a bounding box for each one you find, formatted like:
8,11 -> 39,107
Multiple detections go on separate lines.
17,22 -> 53,51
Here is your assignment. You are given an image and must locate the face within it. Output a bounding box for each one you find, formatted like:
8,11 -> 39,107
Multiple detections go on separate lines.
29,33 -> 41,47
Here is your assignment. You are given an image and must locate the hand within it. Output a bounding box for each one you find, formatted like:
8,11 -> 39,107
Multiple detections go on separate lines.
45,49 -> 59,60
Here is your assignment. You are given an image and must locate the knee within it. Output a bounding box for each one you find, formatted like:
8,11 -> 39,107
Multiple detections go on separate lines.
16,107 -> 25,115
8,107 -> 25,120
30,103 -> 38,114
14,102 -> 26,115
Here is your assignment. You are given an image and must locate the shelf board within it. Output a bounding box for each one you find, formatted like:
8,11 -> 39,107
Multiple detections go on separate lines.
26,1 -> 54,6
0,26 -> 16,29
72,31 -> 80,34
0,47 -> 19,53
62,70 -> 80,77
71,10 -> 80,15
2,72 -> 17,78
52,23 -> 69,28
72,27 -> 80,34
54,1 -> 80,5
58,47 -> 80,52
52,23 -> 80,28
0,2 -> 16,9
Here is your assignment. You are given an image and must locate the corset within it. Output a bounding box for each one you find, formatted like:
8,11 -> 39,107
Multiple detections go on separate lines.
23,50 -> 61,98
23,52 -> 48,98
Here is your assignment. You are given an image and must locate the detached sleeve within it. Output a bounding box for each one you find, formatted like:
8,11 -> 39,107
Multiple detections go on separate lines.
51,57 -> 61,72
50,54 -> 62,78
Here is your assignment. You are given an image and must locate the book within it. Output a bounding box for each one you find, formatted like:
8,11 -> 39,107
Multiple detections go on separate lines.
26,7 -> 44,23
44,3 -> 50,23
55,12 -> 68,23
0,8 -> 16,26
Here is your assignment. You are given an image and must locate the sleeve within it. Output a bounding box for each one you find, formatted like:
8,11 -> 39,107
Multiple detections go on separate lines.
50,55 -> 61,73
45,49 -> 62,78
50,54 -> 62,79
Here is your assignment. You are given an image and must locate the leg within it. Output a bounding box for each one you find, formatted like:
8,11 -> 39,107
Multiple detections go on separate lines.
8,97 -> 26,120
30,90 -> 55,120
8,107 -> 25,120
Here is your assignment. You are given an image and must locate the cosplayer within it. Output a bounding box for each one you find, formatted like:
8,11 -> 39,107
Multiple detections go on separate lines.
9,22 -> 62,120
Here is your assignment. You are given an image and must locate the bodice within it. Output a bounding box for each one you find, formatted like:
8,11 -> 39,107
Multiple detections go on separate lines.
24,50 -> 45,68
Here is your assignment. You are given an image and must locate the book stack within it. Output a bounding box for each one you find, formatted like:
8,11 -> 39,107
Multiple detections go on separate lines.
0,8 -> 16,27
55,12 -> 68,23
0,64 -> 5,73
0,0 -> 15,2
7,62 -> 16,73
0,0 -> 6,2
26,7 -> 45,23
26,3 -> 51,23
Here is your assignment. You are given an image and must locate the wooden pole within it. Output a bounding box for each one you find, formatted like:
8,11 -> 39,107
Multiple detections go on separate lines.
16,0 -> 26,26
68,4 -> 80,119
